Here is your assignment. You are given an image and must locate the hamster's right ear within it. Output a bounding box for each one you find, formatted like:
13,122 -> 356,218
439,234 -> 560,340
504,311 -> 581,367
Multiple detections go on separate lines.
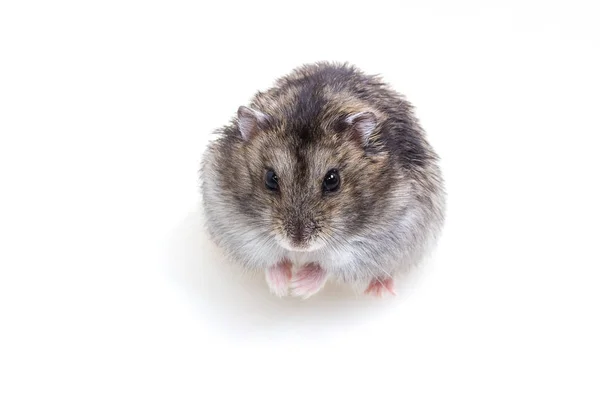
334,111 -> 378,147
237,106 -> 271,141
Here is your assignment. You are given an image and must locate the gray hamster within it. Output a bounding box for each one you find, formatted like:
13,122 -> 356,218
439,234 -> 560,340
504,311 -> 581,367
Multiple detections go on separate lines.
200,62 -> 445,298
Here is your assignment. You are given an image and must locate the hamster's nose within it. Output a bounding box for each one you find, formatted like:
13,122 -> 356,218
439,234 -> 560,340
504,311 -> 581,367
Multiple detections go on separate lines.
287,219 -> 316,248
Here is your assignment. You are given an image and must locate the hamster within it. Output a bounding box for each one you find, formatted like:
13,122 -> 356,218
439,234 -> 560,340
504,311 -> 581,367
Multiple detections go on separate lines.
200,62 -> 445,298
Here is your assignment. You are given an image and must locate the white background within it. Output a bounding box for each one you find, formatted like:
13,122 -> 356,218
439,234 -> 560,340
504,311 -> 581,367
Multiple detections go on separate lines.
1,1 -> 599,399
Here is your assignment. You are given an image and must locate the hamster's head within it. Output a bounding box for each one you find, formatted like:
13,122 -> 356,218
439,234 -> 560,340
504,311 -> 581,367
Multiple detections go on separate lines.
214,105 -> 401,253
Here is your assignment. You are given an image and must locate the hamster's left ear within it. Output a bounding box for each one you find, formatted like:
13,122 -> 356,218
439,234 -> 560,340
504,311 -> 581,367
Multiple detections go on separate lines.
237,106 -> 271,141
337,111 -> 378,146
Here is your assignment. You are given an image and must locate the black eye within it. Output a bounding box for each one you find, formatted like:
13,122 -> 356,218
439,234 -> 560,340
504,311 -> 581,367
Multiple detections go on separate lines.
265,169 -> 279,191
323,169 -> 340,192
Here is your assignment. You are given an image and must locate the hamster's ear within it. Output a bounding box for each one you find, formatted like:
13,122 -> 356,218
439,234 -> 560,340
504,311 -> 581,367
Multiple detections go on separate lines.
338,111 -> 377,146
237,106 -> 270,141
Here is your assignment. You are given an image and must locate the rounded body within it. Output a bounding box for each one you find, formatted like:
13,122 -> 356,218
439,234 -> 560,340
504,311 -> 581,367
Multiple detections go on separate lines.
201,62 -> 445,297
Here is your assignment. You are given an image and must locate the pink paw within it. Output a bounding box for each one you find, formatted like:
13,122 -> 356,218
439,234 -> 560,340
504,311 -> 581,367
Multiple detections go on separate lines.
364,277 -> 396,297
265,259 -> 293,297
290,263 -> 328,299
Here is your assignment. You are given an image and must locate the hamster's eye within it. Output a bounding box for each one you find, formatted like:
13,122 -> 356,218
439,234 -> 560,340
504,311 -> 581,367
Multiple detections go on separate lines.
265,169 -> 279,191
323,169 -> 340,192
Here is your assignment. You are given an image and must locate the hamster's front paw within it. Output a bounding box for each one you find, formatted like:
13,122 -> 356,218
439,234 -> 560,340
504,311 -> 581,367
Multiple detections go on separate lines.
290,263 -> 328,299
364,277 -> 396,297
265,259 -> 293,297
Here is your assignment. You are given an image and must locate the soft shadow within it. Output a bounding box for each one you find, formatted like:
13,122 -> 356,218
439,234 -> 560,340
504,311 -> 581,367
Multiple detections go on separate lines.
165,204 -> 420,337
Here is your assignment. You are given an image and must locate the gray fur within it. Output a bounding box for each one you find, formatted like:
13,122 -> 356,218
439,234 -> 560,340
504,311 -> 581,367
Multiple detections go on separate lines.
200,62 -> 445,293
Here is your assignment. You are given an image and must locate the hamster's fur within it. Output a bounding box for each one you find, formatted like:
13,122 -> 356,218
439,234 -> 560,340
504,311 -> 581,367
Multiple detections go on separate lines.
201,62 -> 445,298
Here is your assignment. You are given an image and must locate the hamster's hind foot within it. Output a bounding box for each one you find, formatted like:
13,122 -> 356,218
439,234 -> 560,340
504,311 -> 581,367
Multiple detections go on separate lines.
290,263 -> 328,299
265,259 -> 293,297
364,277 -> 396,297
